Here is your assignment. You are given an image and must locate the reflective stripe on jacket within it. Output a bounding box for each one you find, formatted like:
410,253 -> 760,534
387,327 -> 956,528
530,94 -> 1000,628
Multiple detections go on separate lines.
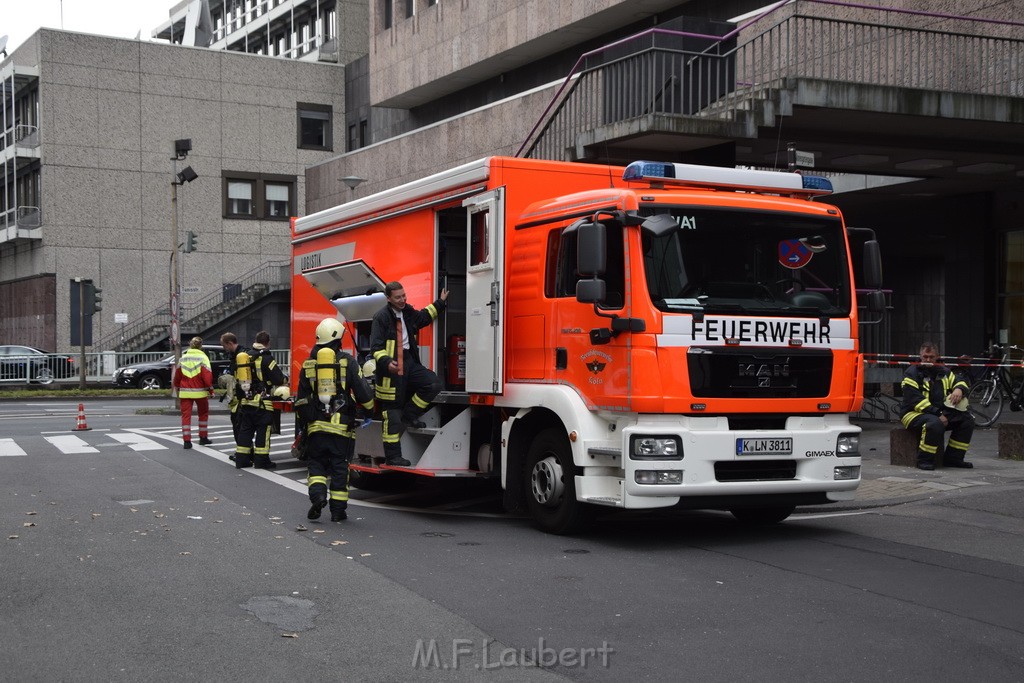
173,348 -> 213,399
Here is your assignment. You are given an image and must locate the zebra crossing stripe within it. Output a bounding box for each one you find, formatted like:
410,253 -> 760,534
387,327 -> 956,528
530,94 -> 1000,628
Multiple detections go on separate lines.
109,433 -> 165,452
0,438 -> 27,456
44,435 -> 99,454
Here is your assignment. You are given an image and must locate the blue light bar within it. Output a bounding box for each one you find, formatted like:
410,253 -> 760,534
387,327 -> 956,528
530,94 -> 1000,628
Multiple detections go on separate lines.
622,160 -> 833,196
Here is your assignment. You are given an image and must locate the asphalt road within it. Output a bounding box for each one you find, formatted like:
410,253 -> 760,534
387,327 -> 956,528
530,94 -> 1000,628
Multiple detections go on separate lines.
2,399 -> 1023,681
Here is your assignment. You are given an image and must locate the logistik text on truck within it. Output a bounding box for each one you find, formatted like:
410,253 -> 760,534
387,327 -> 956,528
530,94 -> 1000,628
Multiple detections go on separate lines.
289,157 -> 885,534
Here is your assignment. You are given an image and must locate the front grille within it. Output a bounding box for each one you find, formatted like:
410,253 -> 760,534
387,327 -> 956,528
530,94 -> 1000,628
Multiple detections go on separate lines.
715,460 -> 797,482
688,346 -> 832,398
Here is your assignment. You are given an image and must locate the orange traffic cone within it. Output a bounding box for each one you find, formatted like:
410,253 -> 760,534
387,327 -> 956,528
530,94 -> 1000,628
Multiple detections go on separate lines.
74,403 -> 91,431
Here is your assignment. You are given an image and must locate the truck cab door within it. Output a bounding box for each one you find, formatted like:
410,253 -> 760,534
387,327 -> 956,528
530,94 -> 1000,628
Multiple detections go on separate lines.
462,188 -> 504,394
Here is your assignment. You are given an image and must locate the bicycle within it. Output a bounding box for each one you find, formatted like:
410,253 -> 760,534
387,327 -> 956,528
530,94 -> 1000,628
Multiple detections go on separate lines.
966,344 -> 1024,427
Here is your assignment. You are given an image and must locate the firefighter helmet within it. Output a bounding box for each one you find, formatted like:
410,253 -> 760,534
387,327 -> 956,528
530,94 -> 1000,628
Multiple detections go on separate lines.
315,317 -> 346,344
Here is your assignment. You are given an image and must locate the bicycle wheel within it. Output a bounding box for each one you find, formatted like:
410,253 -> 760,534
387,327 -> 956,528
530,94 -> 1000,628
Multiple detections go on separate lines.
967,380 -> 1003,427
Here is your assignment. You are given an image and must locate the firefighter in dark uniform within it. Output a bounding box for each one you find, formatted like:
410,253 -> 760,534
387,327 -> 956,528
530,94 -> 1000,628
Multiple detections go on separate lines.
219,332 -> 248,444
232,330 -> 287,469
899,341 -> 974,470
295,317 -> 374,522
369,281 -> 448,467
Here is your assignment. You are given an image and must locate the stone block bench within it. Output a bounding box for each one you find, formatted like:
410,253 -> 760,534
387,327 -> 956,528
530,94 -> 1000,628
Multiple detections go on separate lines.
890,428 -> 945,467
997,423 -> 1024,460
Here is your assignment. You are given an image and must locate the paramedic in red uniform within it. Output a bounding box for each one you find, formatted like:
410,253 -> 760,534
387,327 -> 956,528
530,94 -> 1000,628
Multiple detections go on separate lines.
369,281 -> 448,467
172,336 -> 214,449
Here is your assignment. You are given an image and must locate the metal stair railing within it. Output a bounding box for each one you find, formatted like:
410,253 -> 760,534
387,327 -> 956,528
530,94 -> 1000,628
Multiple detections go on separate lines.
96,260 -> 290,351
518,0 -> 1024,161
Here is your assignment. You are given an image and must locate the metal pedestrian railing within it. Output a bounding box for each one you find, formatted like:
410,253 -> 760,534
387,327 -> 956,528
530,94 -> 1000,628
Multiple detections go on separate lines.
0,350 -> 292,385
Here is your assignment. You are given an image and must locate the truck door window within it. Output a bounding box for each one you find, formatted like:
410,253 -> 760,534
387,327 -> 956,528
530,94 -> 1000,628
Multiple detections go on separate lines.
470,210 -> 490,267
546,222 -> 624,308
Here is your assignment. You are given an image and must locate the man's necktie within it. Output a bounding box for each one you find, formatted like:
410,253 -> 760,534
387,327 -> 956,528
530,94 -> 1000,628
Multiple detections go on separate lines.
396,318 -> 404,376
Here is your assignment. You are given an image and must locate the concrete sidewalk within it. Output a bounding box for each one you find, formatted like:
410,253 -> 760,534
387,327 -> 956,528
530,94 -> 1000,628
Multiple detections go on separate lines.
832,413 -> 1024,511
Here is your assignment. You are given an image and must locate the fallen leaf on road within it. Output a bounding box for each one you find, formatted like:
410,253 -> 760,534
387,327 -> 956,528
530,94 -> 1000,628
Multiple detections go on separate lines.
360,553 -> 371,557
23,522 -> 35,527
312,529 -> 325,534
295,525 -> 308,532
272,521 -> 284,525
25,511 -> 37,516
187,516 -> 202,520
91,513 -> 101,518
179,551 -> 191,556
274,535 -> 284,539
8,535 -> 18,539
330,540 -> 348,546
154,513 -> 165,518
269,516 -> 282,521
281,633 -> 299,638
130,507 -> 139,512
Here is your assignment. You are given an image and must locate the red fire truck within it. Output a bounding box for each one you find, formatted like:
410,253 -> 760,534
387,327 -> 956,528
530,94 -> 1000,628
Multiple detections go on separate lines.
289,156 -> 884,533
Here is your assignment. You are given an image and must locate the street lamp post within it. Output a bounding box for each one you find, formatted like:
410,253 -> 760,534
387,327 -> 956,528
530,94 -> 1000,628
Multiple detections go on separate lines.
170,139 -> 197,405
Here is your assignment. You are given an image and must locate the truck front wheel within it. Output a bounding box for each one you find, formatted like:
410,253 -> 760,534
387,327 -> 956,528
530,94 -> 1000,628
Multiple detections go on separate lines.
524,428 -> 593,535
729,505 -> 795,525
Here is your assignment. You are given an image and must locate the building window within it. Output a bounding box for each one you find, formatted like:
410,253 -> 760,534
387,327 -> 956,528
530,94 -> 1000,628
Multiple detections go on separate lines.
297,103 -> 333,151
406,0 -> 414,18
384,0 -> 392,29
265,182 -> 291,218
222,172 -> 295,220
227,179 -> 255,217
428,0 -> 438,6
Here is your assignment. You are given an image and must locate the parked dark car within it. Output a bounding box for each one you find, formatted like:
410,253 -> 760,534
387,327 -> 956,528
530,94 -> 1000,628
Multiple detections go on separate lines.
0,345 -> 77,384
111,345 -> 232,390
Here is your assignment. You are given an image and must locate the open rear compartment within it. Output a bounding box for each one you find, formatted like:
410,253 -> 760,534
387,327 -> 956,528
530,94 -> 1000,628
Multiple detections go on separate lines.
348,203 -> 498,480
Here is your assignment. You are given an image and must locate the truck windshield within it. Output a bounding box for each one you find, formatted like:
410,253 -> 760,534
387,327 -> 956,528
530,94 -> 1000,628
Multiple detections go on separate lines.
640,207 -> 850,316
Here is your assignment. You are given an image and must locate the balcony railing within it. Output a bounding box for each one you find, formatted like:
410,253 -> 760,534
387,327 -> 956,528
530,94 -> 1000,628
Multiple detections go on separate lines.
519,0 -> 1024,160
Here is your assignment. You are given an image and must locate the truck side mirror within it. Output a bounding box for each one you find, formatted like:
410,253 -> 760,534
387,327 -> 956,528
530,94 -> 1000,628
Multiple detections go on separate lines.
865,290 -> 886,313
863,240 -> 882,290
576,278 -> 606,304
577,221 -> 606,276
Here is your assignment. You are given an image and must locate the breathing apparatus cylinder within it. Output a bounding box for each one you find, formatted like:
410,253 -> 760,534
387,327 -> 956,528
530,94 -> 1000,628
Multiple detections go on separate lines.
316,347 -> 336,407
235,351 -> 252,395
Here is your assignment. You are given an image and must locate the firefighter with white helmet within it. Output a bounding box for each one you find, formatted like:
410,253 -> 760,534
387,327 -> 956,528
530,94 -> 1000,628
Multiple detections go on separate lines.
294,315 -> 374,522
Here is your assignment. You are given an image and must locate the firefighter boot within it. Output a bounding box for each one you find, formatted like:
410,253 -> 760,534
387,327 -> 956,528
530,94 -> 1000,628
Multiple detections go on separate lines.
331,509 -> 348,522
307,498 -> 328,520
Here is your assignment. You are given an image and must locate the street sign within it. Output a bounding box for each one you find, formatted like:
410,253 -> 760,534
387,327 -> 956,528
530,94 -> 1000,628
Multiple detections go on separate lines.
793,150 -> 815,168
182,286 -> 201,294
114,312 -> 128,323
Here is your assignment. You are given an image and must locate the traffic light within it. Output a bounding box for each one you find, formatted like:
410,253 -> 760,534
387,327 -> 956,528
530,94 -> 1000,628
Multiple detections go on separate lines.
184,230 -> 198,253
92,284 -> 103,313
83,280 -> 103,314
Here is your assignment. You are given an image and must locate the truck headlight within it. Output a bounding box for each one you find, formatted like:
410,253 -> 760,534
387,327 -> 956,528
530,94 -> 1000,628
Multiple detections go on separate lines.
630,436 -> 682,460
837,433 -> 860,456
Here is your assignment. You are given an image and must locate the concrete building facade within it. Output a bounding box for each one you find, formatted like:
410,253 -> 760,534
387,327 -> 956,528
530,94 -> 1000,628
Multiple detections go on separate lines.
0,28 -> 346,352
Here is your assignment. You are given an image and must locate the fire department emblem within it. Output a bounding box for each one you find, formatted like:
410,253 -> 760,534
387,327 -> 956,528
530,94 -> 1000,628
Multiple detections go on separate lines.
581,350 -> 612,375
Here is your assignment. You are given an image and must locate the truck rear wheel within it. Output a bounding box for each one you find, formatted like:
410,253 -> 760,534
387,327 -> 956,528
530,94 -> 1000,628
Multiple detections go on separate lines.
729,505 -> 795,525
524,428 -> 593,535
